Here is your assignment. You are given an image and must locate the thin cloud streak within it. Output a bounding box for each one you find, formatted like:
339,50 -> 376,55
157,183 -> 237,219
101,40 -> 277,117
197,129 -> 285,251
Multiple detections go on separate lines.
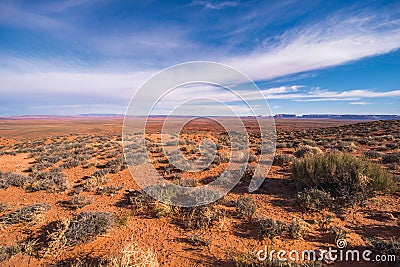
225,13 -> 400,81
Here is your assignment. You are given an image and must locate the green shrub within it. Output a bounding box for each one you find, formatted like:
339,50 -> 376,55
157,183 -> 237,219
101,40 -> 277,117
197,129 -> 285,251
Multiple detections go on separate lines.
259,218 -> 284,239
291,152 -> 397,206
287,218 -> 303,239
296,189 -> 332,211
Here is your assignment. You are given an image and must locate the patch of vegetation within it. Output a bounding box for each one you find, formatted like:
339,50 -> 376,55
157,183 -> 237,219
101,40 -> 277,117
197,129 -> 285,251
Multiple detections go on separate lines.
291,152 -> 397,207
296,189 -> 332,211
329,225 -> 347,242
272,154 -> 294,166
259,218 -> 284,239
66,195 -> 92,210
236,196 -> 257,218
287,218 -> 303,239
363,150 -> 381,159
0,172 -> 33,189
97,185 -> 123,195
180,205 -> 223,229
370,237 -> 400,257
294,145 -> 322,158
29,171 -> 67,192
188,233 -> 211,247
381,153 -> 400,164
0,203 -> 50,227
43,211 -> 114,256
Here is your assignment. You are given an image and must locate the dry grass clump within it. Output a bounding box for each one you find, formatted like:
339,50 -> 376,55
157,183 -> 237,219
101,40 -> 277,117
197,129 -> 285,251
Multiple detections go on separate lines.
84,169 -> 109,191
0,203 -> 50,228
180,205 -> 223,229
43,211 -> 114,257
52,240 -> 159,267
292,152 -> 397,208
235,196 -> 257,218
107,241 -> 159,267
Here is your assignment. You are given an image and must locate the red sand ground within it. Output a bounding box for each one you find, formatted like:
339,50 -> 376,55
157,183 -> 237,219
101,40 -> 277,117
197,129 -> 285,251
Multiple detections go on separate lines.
0,117 -> 398,266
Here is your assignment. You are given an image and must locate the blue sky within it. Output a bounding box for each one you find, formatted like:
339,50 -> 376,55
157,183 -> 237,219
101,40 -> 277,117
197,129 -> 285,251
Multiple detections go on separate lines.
0,0 -> 399,115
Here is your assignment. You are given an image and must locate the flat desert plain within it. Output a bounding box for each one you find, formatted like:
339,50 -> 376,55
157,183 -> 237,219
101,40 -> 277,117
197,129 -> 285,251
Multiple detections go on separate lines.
0,117 -> 399,266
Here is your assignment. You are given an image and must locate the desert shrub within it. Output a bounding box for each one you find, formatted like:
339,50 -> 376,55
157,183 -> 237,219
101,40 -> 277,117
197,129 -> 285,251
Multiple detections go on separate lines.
300,139 -> 317,147
0,203 -> 10,212
287,218 -> 303,239
236,196 -> 257,218
188,233 -> 211,247
66,195 -> 92,209
337,141 -> 357,152
174,178 -> 197,187
127,190 -> 155,215
381,153 -> 400,164
60,159 -> 80,169
272,154 -> 294,166
329,225 -> 347,242
42,212 -> 114,258
363,150 -> 381,159
276,142 -> 287,149
370,237 -> 400,256
296,189 -> 332,211
97,185 -> 123,195
291,152 -> 397,207
0,244 -> 22,262
294,145 -> 322,158
0,172 -> 33,189
385,143 -> 399,149
259,217 -> 284,239
56,240 -> 159,267
317,214 -> 333,231
64,212 -> 114,246
84,170 -> 109,191
0,203 -> 50,227
105,157 -> 127,173
180,205 -> 222,229
29,171 -> 67,192
125,152 -> 147,166
357,138 -> 370,145
36,154 -> 62,164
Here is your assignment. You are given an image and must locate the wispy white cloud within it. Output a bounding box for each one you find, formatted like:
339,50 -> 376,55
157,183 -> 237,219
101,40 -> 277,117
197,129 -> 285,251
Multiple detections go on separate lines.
192,0 -> 238,10
225,13 -> 400,81
350,102 -> 370,105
